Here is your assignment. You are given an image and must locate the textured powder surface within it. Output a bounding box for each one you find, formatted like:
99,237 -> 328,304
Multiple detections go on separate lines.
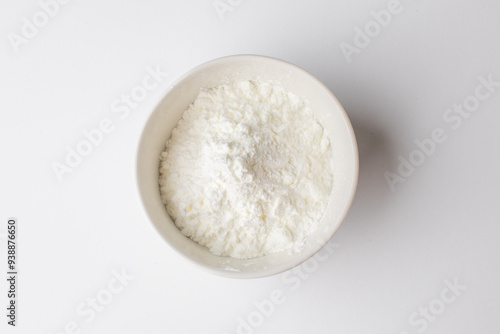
159,80 -> 333,259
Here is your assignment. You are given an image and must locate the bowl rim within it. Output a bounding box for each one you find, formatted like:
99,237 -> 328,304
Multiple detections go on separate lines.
135,54 -> 359,279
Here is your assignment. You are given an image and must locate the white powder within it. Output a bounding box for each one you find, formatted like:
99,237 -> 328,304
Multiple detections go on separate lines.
159,80 -> 333,259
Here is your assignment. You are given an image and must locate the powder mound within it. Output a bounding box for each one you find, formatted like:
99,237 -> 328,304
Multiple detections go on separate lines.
159,80 -> 333,259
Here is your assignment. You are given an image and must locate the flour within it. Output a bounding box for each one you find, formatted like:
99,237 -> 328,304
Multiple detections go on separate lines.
159,80 -> 333,259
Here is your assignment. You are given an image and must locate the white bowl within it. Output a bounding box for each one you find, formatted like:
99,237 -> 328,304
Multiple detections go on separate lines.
136,55 -> 358,278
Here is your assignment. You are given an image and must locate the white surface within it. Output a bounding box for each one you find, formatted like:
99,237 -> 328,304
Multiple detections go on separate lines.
1,0 -> 499,333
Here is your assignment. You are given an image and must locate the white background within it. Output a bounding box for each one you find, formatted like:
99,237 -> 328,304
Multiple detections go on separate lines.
1,0 -> 500,333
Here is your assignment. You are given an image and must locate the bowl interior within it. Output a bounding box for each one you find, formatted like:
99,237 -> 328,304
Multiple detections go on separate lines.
137,55 -> 358,278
